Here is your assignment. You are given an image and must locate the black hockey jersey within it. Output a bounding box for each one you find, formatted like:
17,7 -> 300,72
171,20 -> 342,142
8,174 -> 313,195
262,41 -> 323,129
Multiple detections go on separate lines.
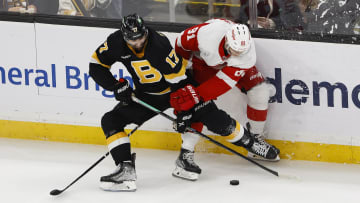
89,28 -> 188,95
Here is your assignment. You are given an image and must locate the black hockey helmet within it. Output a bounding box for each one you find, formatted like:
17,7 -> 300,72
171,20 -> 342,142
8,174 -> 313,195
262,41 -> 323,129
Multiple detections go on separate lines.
121,14 -> 148,41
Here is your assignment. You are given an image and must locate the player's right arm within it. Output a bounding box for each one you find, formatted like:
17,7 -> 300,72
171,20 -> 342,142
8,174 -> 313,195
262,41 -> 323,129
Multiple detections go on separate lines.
89,34 -> 119,91
174,23 -> 208,60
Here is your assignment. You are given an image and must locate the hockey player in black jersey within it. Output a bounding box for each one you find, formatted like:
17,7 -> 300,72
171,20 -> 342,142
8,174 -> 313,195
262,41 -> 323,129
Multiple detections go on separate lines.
89,13 -> 279,192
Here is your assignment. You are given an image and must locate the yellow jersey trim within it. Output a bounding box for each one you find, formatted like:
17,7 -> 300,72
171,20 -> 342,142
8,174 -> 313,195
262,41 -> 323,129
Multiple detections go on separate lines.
91,52 -> 111,68
126,40 -> 148,58
164,59 -> 188,80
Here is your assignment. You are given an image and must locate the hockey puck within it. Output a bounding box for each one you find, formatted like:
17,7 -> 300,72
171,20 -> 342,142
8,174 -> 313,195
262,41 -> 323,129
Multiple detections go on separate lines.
230,180 -> 239,185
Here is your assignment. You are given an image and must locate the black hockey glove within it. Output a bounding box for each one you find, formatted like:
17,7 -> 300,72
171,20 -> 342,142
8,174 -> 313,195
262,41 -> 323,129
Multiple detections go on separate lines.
114,78 -> 132,105
173,111 -> 192,133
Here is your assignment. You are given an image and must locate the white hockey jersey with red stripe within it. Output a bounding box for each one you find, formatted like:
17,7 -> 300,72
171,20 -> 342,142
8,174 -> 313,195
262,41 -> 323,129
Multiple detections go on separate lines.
175,19 -> 257,101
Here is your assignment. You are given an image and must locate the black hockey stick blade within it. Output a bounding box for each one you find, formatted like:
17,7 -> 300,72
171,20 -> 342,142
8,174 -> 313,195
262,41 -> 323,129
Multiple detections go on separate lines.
49,189 -> 62,196
49,126 -> 140,196
131,95 -> 279,177
49,152 -> 110,196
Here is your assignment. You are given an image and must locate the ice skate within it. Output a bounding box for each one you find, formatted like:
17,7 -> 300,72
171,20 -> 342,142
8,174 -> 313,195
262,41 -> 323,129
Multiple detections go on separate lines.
172,148 -> 201,181
100,154 -> 137,192
246,123 -> 280,162
232,125 -> 280,162
247,139 -> 280,162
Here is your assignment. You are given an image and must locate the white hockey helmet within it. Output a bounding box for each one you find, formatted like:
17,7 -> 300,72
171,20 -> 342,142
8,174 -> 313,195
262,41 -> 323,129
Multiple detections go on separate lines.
225,24 -> 252,54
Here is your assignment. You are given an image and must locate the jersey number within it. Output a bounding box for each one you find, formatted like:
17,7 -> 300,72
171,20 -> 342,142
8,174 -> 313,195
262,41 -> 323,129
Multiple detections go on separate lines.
132,49 -> 180,84
186,27 -> 199,41
165,49 -> 179,68
99,42 -> 109,54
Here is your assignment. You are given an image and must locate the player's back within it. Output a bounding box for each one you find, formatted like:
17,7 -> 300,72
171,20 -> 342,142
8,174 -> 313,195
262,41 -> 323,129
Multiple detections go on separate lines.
197,19 -> 234,67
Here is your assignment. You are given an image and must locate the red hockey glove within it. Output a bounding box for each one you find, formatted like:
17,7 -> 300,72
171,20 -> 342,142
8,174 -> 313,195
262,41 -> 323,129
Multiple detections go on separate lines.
170,84 -> 200,111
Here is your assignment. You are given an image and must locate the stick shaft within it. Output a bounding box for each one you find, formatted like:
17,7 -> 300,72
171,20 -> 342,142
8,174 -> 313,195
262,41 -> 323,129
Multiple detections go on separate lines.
132,95 -> 279,177
52,126 -> 140,195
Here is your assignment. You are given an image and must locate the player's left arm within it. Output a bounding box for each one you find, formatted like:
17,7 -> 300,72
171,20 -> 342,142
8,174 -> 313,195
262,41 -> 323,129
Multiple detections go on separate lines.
196,66 -> 247,101
169,65 -> 248,112
89,33 -> 119,91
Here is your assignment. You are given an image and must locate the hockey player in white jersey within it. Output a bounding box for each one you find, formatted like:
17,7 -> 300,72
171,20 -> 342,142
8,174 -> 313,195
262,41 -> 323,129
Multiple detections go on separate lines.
172,19 -> 280,161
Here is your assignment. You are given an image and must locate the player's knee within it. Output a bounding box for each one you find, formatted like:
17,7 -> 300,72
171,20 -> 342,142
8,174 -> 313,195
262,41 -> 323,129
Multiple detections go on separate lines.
222,120 -> 246,144
101,112 -> 112,130
220,119 -> 238,136
203,110 -> 234,136
101,112 -> 126,138
247,82 -> 270,109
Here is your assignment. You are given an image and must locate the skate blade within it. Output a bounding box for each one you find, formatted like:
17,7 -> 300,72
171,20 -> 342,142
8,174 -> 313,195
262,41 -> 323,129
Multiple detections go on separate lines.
172,166 -> 199,181
247,152 -> 280,162
100,181 -> 136,192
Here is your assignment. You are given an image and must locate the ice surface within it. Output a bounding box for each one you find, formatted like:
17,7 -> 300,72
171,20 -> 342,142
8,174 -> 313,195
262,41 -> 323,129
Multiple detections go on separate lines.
0,138 -> 359,203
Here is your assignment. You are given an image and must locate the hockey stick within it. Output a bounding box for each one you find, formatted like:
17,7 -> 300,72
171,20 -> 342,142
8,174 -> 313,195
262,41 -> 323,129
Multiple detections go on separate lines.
49,125 -> 140,196
131,95 -> 279,177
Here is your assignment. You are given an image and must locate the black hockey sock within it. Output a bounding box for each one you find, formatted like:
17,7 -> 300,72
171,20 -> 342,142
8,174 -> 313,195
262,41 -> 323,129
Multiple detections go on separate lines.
232,128 -> 254,148
110,143 -> 132,165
